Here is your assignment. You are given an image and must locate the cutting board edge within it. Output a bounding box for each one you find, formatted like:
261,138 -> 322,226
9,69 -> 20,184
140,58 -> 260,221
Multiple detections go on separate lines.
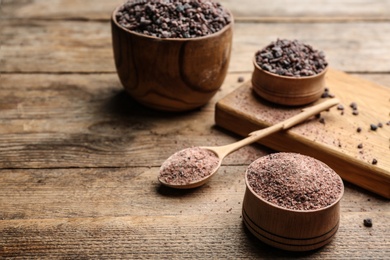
215,99 -> 390,199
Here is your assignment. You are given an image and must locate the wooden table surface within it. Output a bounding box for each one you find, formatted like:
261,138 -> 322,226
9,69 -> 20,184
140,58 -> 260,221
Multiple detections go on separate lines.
1,0 -> 389,258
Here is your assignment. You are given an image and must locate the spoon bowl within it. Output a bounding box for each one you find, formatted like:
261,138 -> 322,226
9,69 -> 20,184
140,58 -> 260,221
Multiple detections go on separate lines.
158,98 -> 340,189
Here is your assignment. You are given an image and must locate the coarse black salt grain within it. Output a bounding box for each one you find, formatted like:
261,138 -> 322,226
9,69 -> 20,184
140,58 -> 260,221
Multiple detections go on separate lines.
363,218 -> 373,227
255,39 -> 328,77
370,124 -> 378,131
372,158 -> 378,165
321,88 -> 336,99
357,127 -> 362,133
350,102 -> 358,110
116,0 -> 231,38
337,104 -> 344,115
357,143 -> 363,149
321,91 -> 329,98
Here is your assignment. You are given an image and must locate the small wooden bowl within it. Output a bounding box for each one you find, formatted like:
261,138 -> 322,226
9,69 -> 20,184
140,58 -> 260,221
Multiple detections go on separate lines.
242,153 -> 344,252
251,58 -> 328,106
111,5 -> 233,112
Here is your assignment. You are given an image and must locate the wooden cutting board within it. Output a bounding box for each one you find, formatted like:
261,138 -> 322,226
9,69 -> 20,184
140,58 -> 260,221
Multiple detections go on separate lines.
215,68 -> 390,198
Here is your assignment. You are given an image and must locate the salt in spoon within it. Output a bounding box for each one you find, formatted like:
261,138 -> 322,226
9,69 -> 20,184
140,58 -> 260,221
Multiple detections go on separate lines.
158,98 -> 340,189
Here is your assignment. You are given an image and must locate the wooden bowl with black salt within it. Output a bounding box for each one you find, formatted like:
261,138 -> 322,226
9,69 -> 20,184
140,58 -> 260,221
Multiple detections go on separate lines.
242,153 -> 344,252
251,39 -> 328,106
111,0 -> 233,111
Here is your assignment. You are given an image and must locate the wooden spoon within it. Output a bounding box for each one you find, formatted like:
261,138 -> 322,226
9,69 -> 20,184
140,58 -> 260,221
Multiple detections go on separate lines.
159,98 -> 340,189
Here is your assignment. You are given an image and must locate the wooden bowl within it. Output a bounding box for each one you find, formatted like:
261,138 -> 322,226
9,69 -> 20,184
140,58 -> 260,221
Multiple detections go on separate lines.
242,153 -> 344,252
111,5 -> 233,112
251,57 -> 328,106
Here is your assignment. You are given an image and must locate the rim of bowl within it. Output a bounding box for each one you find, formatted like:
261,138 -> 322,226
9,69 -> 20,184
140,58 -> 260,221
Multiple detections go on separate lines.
112,4 -> 234,41
244,156 -> 344,213
252,56 -> 328,80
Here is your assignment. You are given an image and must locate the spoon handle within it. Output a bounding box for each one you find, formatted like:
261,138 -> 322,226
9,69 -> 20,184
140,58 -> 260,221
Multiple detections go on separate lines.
211,98 -> 340,158
281,98 -> 340,130
249,98 -> 340,136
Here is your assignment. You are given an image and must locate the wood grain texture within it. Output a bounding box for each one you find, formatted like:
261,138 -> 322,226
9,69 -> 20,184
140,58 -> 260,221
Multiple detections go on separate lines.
0,166 -> 387,220
215,69 -> 390,198
2,0 -> 390,20
2,20 -> 390,73
111,9 -> 233,111
0,166 -> 388,258
0,213 -> 388,259
251,61 -> 327,106
0,73 -> 268,168
1,0 -> 390,258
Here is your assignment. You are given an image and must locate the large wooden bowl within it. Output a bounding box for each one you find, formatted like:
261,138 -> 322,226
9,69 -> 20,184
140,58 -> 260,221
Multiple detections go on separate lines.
242,154 -> 344,252
251,58 -> 328,106
111,5 -> 233,112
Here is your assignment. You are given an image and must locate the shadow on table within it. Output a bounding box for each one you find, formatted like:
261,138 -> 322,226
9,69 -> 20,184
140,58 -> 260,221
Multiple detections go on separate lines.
102,89 -> 205,119
155,181 -> 211,198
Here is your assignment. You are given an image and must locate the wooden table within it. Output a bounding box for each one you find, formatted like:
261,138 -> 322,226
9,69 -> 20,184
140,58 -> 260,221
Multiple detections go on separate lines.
1,0 -> 389,258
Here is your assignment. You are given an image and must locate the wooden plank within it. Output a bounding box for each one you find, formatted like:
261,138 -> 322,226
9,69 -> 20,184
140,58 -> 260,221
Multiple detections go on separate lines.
215,69 -> 390,198
0,20 -> 115,73
0,166 -> 388,258
0,73 -> 268,168
222,0 -> 390,20
0,166 -> 387,219
1,0 -> 124,20
0,212 -> 388,258
2,0 -> 390,21
1,20 -> 390,73
230,22 -> 390,73
1,1 -> 389,258
0,72 -> 389,169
